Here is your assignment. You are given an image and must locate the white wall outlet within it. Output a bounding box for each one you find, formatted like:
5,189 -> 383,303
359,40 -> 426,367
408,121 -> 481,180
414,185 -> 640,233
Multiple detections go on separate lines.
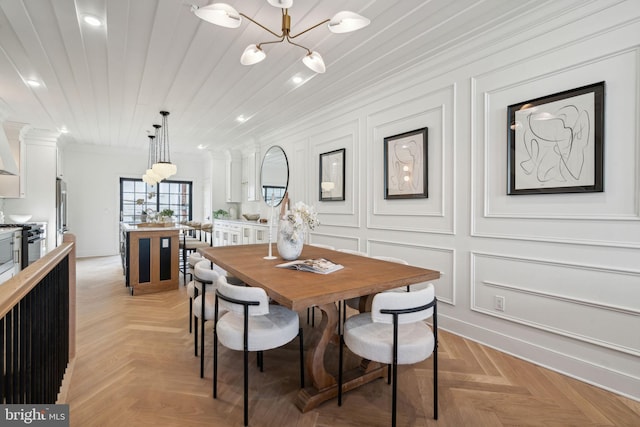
495,295 -> 505,312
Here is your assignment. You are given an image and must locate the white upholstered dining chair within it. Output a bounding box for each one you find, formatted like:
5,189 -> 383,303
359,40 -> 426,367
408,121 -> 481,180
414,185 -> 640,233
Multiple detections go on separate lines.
192,260 -> 224,378
338,285 -> 438,426
213,276 -> 304,427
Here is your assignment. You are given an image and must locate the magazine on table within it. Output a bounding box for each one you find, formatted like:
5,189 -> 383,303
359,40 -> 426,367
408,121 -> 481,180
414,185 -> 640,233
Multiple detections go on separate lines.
276,258 -> 344,274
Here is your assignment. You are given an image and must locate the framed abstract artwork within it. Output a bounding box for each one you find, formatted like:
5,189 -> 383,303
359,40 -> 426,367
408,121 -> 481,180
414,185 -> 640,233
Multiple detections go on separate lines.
384,127 -> 428,199
507,82 -> 604,195
319,148 -> 345,201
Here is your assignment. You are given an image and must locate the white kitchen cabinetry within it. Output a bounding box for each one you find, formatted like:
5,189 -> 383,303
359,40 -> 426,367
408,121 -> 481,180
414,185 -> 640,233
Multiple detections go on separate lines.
246,151 -> 258,202
0,122 -> 28,198
214,219 -> 269,248
225,150 -> 241,203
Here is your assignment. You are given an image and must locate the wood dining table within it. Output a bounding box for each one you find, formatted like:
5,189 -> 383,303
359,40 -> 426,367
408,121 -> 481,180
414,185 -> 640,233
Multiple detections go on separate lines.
198,243 -> 441,412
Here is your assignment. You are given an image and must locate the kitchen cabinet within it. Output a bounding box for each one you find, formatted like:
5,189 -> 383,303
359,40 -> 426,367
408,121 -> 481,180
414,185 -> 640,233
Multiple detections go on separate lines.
225,149 -> 241,203
214,219 -> 269,247
121,223 -> 180,295
0,122 -> 27,198
246,151 -> 258,202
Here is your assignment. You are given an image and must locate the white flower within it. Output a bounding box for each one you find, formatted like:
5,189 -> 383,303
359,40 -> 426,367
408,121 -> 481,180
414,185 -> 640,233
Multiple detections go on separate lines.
280,201 -> 319,243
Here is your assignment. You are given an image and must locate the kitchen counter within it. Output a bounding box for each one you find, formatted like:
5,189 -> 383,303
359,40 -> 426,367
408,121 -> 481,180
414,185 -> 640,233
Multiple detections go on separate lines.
120,223 -> 180,295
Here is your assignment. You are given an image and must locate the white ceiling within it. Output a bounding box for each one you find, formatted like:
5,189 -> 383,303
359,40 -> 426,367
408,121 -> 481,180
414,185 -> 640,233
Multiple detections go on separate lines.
0,0 -> 583,153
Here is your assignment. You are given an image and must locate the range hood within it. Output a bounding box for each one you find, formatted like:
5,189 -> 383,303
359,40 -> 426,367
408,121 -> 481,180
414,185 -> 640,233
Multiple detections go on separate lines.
0,124 -> 18,176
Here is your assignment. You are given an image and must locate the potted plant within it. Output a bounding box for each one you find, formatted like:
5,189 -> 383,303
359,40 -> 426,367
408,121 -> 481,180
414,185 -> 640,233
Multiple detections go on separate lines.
159,209 -> 174,223
213,209 -> 228,219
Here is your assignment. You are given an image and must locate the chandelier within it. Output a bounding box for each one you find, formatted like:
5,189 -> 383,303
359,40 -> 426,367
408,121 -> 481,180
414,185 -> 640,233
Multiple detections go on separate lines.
142,134 -> 162,185
152,111 -> 177,180
191,1 -> 370,73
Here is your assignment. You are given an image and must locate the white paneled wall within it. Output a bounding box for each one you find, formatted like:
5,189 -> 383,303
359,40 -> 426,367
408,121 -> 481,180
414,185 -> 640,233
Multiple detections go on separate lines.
249,2 -> 640,399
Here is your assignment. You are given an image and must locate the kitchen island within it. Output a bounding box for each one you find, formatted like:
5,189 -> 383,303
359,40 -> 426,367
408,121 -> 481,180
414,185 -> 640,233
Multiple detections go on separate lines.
120,223 -> 182,295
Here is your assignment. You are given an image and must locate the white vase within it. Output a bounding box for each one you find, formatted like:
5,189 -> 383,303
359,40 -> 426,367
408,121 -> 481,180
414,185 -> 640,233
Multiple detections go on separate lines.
277,220 -> 304,260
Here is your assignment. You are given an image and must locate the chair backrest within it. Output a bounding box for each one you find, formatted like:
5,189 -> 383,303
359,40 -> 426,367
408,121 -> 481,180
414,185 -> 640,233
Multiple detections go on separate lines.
371,285 -> 435,325
337,248 -> 368,257
188,252 -> 203,267
310,243 -> 335,250
194,260 -> 220,283
216,276 -> 269,316
371,255 -> 408,265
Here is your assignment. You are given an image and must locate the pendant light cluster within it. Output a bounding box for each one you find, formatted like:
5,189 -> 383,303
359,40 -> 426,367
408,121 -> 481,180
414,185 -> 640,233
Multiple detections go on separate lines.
142,111 -> 177,185
191,1 -> 370,73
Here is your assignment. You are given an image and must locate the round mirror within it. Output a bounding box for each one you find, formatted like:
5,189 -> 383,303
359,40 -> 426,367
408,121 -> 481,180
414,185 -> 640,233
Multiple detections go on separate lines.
260,145 -> 289,207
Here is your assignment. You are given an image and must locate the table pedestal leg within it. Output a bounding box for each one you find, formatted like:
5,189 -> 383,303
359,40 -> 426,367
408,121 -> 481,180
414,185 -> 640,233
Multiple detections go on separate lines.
295,302 -> 385,412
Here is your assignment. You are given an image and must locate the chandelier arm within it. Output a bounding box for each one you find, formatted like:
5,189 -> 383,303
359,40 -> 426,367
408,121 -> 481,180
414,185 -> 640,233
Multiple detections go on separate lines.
256,35 -> 286,49
285,35 -> 312,55
288,18 -> 330,39
239,12 -> 283,39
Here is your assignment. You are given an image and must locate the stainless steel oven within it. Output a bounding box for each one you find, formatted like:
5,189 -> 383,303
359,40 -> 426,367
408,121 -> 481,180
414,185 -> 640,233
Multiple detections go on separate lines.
0,231 -> 14,275
0,228 -> 21,283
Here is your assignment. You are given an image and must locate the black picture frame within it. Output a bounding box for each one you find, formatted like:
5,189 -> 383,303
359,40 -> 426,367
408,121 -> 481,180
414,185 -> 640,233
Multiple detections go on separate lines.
384,127 -> 428,199
319,148 -> 345,201
507,81 -> 605,195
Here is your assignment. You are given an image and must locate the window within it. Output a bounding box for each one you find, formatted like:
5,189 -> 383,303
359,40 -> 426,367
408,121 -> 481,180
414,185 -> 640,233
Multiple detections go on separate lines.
120,178 -> 193,223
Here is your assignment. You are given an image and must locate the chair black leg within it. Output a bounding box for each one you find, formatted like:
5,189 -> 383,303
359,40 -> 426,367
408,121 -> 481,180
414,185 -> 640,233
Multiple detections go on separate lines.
200,317 -> 205,378
243,349 -> 249,427
194,315 -> 198,356
388,364 -> 391,385
311,307 -> 315,327
391,362 -> 398,427
213,326 -> 218,398
298,328 -> 304,388
257,351 -> 263,372
338,334 -> 343,406
189,298 -> 193,333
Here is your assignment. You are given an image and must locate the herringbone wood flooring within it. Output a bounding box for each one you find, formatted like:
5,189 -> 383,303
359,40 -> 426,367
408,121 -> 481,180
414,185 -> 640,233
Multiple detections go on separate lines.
66,256 -> 640,426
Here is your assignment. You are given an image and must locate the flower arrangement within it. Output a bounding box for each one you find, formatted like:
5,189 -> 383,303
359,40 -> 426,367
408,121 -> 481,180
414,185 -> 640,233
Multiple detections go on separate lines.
280,201 -> 319,244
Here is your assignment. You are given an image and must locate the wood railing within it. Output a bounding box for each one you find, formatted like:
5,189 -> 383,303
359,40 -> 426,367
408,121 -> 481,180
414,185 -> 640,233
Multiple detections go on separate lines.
0,233 -> 76,404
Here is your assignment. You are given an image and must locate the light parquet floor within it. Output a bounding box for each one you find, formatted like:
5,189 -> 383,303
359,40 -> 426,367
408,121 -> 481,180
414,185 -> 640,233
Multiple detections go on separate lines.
66,256 -> 640,426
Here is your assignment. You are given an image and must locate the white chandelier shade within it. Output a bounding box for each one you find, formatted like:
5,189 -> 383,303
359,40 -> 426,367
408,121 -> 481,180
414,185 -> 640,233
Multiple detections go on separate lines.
328,11 -> 371,34
191,1 -> 369,73
302,51 -> 325,74
191,3 -> 241,28
240,44 -> 266,65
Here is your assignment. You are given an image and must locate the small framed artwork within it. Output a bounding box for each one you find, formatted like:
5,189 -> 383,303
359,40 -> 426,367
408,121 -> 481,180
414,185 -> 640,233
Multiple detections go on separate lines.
507,81 -> 605,195
319,148 -> 345,201
384,127 -> 428,199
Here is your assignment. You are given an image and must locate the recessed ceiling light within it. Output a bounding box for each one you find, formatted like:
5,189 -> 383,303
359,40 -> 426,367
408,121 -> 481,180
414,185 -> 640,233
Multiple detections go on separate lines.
83,15 -> 102,26
197,144 -> 208,150
26,79 -> 42,87
59,127 -> 69,134
292,76 -> 303,84
236,115 -> 247,123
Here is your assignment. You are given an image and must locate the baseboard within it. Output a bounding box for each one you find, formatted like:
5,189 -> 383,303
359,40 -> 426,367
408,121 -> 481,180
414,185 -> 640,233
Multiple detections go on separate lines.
439,315 -> 640,402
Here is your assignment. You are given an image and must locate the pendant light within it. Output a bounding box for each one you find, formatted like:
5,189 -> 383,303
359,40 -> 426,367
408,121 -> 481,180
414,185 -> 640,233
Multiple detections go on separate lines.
152,111 -> 177,179
142,134 -> 162,185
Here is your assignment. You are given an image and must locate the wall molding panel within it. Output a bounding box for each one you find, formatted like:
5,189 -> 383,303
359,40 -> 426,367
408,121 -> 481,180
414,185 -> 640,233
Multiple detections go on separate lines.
367,238 -> 455,305
366,83 -> 456,235
309,119 -> 360,228
471,42 -> 640,247
470,252 -> 640,357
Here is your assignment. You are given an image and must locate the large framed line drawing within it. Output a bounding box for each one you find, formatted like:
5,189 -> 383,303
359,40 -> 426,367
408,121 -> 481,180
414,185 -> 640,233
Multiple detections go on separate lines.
507,81 -> 605,195
384,127 -> 428,199
319,148 -> 345,201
